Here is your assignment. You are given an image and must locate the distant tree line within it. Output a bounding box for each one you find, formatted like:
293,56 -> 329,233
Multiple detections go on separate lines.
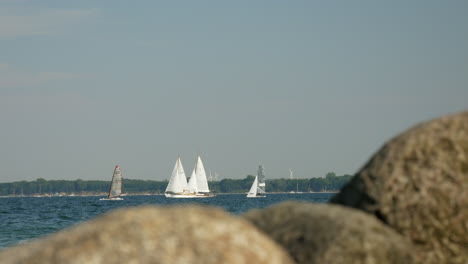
0,173 -> 353,196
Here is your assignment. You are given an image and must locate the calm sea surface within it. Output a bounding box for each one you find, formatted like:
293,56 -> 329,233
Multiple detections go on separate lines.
0,193 -> 334,249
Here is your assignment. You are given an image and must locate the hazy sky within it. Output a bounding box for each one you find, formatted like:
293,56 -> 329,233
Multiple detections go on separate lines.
1,1 -> 467,182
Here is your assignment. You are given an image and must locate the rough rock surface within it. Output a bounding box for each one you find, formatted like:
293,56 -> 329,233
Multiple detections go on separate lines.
0,205 -> 294,264
331,111 -> 468,263
244,201 -> 414,264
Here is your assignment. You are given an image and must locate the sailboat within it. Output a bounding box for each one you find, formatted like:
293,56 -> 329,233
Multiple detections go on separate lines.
165,157 -> 197,198
247,165 -> 266,198
100,165 -> 124,200
187,155 -> 215,197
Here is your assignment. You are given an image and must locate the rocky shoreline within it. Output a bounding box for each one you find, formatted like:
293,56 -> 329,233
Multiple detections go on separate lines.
1,111 -> 466,264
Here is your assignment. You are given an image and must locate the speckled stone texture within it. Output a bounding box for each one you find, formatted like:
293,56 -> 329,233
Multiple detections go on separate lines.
331,111 -> 468,264
244,201 -> 414,264
0,205 -> 295,264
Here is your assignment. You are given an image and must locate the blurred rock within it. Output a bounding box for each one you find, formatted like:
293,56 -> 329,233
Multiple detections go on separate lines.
331,111 -> 468,263
244,201 -> 414,264
0,205 -> 294,264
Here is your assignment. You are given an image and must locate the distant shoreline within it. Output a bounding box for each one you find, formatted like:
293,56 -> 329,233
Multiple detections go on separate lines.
0,191 -> 339,198
0,175 -> 352,196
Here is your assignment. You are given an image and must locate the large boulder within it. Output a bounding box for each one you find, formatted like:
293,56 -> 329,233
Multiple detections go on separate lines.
331,111 -> 468,263
0,205 -> 294,264
244,201 -> 414,264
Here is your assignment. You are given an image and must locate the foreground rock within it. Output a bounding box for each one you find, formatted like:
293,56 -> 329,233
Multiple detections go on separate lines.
244,201 -> 414,264
0,205 -> 294,264
331,111 -> 468,263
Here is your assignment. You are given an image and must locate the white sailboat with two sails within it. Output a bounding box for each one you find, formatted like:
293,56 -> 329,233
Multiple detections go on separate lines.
165,155 -> 214,198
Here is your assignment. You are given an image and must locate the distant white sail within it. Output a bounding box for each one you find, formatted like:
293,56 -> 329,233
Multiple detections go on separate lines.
165,157 -> 189,194
177,158 -> 189,190
247,176 -> 259,198
188,168 -> 198,193
194,155 -> 210,193
257,165 -> 266,194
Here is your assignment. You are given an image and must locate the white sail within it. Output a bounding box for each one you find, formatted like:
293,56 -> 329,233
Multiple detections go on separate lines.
165,157 -> 189,194
177,158 -> 189,191
194,155 -> 210,193
188,168 -> 198,193
257,165 -> 266,194
247,176 -> 258,197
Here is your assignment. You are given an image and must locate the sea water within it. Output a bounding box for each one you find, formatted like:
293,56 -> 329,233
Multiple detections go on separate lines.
0,193 -> 334,249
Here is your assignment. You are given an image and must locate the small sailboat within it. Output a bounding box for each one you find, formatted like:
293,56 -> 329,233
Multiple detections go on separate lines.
100,165 -> 124,200
290,183 -> 304,194
165,157 -> 197,198
247,165 -> 266,198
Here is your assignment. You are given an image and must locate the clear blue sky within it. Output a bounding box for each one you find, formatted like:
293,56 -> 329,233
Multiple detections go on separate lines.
1,1 -> 467,182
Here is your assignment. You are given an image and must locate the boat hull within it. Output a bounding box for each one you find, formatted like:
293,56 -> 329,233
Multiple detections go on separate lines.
165,193 -> 198,198
195,193 -> 216,198
165,193 -> 215,198
247,195 -> 266,198
99,197 -> 124,201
